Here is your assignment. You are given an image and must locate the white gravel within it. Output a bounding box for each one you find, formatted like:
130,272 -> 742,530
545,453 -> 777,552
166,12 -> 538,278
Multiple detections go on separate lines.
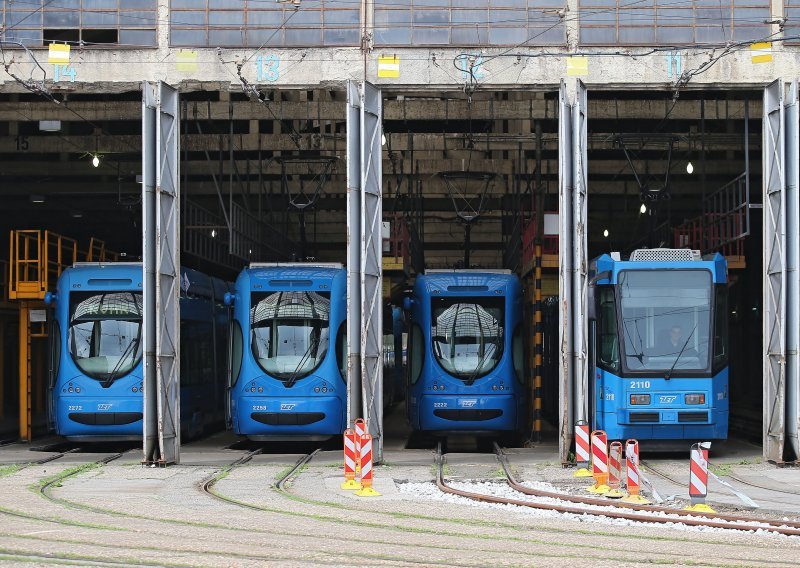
398,479 -> 800,539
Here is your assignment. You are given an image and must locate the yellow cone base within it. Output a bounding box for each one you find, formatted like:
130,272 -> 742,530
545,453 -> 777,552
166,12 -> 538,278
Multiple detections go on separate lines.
355,485 -> 381,497
587,483 -> 611,495
605,488 -> 625,499
684,503 -> 716,513
573,467 -> 593,478
621,494 -> 651,505
341,479 -> 362,490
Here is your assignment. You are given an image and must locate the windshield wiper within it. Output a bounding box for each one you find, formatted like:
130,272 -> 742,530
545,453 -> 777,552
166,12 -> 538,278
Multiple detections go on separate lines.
102,327 -> 141,388
285,335 -> 320,389
664,324 -> 696,380
464,342 -> 496,386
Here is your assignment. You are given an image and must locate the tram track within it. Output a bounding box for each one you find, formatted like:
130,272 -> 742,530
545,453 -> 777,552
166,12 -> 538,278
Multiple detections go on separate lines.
4,444 -> 793,566
640,458 -> 799,506
434,443 -> 800,537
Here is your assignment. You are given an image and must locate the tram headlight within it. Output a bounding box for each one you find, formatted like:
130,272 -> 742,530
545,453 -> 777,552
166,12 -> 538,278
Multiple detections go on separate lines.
685,393 -> 705,405
630,394 -> 650,405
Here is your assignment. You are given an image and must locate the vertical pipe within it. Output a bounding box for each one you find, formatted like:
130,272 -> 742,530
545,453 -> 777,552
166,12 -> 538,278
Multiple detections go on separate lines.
534,120 -> 544,441
18,303 -> 30,441
744,98 -> 750,237
701,99 -> 707,251
0,321 -> 5,419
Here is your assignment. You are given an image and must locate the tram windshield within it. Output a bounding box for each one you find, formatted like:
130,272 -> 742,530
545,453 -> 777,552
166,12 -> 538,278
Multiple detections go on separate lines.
618,270 -> 712,373
431,297 -> 504,381
68,292 -> 143,382
250,291 -> 330,383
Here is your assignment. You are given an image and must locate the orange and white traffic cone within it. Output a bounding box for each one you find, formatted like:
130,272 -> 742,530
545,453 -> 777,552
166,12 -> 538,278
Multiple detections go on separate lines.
684,441 -> 715,513
587,430 -> 611,494
354,433 -> 381,497
573,421 -> 593,478
606,441 -> 625,498
621,439 -> 650,504
341,428 -> 361,490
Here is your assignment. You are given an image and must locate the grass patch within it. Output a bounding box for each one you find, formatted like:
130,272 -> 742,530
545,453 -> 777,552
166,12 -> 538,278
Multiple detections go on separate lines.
0,464 -> 21,478
30,462 -> 101,493
709,463 -> 732,477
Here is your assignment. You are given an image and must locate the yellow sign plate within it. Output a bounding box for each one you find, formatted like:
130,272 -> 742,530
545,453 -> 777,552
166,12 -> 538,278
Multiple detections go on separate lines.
750,42 -> 772,64
48,43 -> 70,65
378,55 -> 400,78
566,56 -> 588,76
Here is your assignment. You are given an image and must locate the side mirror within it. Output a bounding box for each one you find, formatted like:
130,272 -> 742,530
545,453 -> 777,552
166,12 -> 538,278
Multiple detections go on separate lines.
223,292 -> 236,306
44,292 -> 57,306
587,271 -> 611,321
402,297 -> 414,312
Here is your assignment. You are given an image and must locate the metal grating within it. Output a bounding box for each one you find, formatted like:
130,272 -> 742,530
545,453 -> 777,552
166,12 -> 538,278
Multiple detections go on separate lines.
630,248 -> 701,262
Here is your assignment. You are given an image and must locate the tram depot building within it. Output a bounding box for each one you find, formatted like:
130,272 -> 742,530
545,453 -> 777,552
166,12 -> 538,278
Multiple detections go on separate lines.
0,0 -> 800,463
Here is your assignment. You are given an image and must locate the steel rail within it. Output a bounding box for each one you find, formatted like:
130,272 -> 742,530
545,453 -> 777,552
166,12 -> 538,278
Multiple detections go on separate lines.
39,448 -> 130,499
497,444 -> 800,530
201,448 -> 318,505
433,443 -> 800,537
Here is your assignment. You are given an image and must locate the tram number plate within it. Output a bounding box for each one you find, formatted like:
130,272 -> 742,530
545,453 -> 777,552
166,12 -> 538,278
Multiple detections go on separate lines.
253,405 -> 267,411
433,402 -> 448,408
68,406 -> 83,411
629,381 -> 651,389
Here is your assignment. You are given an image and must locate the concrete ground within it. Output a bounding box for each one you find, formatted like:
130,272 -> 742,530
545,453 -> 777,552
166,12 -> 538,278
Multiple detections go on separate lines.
0,418 -> 798,566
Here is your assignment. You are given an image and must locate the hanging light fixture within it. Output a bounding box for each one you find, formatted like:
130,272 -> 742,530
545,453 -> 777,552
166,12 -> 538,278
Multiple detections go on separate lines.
640,203 -> 647,214
686,161 -> 694,174
91,154 -> 100,168
603,229 -> 609,238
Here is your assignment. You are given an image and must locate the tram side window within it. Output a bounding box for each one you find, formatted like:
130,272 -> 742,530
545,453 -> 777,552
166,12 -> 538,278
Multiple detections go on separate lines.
512,325 -> 524,383
409,324 -> 423,384
336,321 -> 347,382
181,322 -> 214,387
230,321 -> 243,386
713,286 -> 729,372
598,288 -> 620,372
51,321 -> 61,385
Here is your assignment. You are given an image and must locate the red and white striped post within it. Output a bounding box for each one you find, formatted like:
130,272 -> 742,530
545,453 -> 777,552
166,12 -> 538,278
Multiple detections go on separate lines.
685,441 -> 715,513
340,428 -> 361,490
621,439 -> 650,504
588,430 -> 611,494
353,418 -> 366,475
354,433 -> 381,497
573,421 -> 593,478
606,441 -> 624,498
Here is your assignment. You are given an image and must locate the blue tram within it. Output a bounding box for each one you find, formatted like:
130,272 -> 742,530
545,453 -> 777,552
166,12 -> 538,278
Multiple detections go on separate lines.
45,262 -> 229,441
383,305 -> 405,409
404,270 -> 526,436
225,263 -> 347,441
589,249 -> 729,442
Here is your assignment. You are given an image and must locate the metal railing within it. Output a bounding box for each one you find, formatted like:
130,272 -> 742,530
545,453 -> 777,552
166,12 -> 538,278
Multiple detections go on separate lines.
8,230 -> 77,300
183,200 -> 240,271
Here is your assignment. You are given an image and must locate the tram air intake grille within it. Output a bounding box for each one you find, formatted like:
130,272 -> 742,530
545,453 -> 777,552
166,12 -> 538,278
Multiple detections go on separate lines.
629,412 -> 660,423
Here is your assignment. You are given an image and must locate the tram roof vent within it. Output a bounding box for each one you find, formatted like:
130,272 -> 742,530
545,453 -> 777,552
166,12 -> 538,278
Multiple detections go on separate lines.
73,262 -> 142,268
425,269 -> 512,274
249,262 -> 344,269
629,248 -> 701,262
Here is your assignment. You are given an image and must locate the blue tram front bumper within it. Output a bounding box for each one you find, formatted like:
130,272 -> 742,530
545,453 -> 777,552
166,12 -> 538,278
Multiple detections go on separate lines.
417,394 -> 517,432
55,396 -> 143,440
233,395 -> 344,440
599,408 -> 728,441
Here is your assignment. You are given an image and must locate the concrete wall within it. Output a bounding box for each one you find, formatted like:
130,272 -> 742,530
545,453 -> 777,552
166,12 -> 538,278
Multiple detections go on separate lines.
0,0 -> 796,93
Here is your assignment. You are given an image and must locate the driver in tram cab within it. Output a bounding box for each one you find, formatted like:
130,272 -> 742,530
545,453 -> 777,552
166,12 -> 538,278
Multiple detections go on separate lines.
656,325 -> 696,357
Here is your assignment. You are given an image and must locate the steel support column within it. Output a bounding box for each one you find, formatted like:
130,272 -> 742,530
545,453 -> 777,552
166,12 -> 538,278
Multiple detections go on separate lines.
785,81 -> 800,461
346,81 -> 362,432
346,80 -> 383,462
763,79 -> 787,463
558,80 -> 574,463
142,81 -> 181,465
572,80 -> 589,429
